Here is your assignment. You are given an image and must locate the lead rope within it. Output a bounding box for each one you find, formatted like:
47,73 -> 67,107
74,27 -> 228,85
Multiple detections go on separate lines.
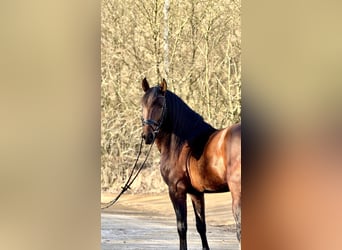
101,137 -> 155,209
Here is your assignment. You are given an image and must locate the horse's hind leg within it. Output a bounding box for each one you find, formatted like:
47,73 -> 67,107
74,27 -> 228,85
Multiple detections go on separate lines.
169,186 -> 188,250
190,193 -> 210,250
232,196 -> 241,242
228,170 -> 241,243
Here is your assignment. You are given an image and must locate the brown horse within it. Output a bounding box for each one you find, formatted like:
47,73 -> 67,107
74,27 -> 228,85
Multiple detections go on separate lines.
140,78 -> 241,250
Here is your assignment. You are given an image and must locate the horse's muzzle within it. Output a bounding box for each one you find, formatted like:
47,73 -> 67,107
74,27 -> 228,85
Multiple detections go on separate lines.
142,132 -> 155,144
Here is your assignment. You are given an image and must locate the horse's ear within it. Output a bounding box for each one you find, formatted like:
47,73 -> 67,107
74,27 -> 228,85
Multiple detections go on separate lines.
160,78 -> 167,95
142,77 -> 150,92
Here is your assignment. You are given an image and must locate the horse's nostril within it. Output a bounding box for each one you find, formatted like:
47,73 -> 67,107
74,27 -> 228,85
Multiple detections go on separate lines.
142,133 -> 155,144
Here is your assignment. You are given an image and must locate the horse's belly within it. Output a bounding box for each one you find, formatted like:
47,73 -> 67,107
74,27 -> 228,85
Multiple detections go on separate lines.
189,157 -> 228,193
202,167 -> 229,192
203,184 -> 229,193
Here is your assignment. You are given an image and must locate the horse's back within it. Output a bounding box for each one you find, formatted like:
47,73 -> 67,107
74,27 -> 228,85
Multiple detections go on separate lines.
210,123 -> 240,176
226,123 -> 241,171
206,123 -> 241,166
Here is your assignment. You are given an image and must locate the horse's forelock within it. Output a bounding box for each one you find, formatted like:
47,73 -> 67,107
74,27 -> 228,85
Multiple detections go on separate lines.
142,86 -> 163,107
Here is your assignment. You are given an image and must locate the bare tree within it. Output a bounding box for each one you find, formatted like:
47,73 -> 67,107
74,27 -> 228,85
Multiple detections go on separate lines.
101,0 -> 241,192
163,0 -> 170,81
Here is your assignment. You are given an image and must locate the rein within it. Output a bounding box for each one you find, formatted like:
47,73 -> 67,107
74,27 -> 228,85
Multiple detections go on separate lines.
101,137 -> 155,209
102,86 -> 166,210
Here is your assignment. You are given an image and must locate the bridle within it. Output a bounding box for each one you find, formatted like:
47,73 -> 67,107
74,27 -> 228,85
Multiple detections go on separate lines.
141,95 -> 167,137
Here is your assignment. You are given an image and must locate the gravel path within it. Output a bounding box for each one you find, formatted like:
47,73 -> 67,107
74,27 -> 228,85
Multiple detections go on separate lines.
101,193 -> 239,250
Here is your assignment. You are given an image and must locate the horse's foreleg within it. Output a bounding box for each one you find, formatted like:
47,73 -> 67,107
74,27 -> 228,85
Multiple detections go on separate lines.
169,187 -> 187,250
190,193 -> 210,250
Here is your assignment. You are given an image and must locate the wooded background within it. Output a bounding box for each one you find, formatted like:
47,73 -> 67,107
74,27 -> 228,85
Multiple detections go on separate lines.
101,0 -> 241,192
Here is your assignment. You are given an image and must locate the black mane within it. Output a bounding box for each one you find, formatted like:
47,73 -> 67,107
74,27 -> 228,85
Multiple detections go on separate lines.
162,90 -> 216,158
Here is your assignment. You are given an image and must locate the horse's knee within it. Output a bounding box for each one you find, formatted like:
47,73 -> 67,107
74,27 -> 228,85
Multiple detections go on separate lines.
177,220 -> 187,236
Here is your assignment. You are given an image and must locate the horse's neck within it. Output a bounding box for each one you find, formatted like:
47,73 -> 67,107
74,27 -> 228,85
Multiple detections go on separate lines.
155,131 -> 183,157
157,92 -> 216,158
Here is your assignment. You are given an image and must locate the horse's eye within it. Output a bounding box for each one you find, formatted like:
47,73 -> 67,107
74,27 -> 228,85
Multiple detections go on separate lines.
152,101 -> 163,109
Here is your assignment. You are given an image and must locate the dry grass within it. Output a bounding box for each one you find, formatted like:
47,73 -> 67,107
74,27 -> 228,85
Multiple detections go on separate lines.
101,0 -> 241,192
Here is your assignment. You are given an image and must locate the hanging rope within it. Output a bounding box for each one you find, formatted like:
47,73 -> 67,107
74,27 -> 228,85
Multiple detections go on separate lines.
101,138 -> 155,209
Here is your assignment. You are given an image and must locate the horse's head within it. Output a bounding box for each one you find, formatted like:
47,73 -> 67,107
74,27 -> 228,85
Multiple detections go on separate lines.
140,78 -> 167,144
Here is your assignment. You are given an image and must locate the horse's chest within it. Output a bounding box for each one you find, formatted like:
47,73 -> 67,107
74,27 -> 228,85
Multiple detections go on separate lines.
159,154 -> 188,185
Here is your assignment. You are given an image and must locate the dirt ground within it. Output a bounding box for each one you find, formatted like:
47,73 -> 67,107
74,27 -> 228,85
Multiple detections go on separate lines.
101,192 -> 239,250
